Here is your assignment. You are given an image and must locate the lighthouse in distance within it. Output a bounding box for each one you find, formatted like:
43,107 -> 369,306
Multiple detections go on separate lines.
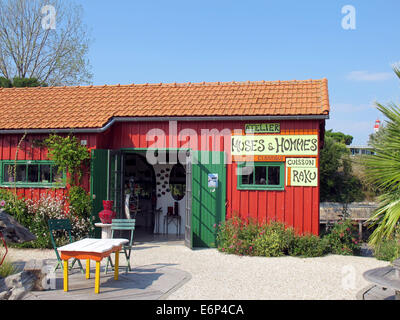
374,119 -> 381,133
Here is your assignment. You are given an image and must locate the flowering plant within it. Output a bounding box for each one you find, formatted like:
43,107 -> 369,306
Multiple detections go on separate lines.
322,219 -> 361,255
23,194 -> 94,248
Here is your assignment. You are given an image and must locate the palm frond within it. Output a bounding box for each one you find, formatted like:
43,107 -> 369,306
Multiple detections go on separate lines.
365,96 -> 400,244
393,64 -> 400,80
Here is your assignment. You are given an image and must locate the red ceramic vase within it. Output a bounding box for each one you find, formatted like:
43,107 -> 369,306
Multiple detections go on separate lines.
98,200 -> 116,224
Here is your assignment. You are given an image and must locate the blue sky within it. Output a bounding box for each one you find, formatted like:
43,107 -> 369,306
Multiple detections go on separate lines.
78,0 -> 400,145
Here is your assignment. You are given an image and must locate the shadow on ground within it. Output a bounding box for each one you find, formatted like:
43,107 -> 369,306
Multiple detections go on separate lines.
23,262 -> 191,300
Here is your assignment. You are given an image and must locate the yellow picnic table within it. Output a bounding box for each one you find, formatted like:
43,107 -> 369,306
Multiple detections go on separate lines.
58,238 -> 128,294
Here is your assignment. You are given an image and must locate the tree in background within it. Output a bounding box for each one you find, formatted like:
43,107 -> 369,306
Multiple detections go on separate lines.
0,76 -> 45,87
0,0 -> 92,86
320,130 -> 364,209
364,65 -> 400,244
325,129 -> 353,145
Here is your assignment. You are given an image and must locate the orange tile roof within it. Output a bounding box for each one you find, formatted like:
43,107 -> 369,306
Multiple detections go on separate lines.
0,79 -> 329,130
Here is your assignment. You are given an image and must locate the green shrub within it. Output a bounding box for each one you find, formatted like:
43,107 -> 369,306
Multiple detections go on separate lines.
216,217 -> 362,258
216,217 -> 295,257
322,219 -> 361,255
22,194 -> 93,248
215,216 -> 259,255
68,186 -> 93,219
0,189 -> 29,226
0,189 -> 93,249
252,222 -> 295,257
289,234 -> 327,257
44,134 -> 90,185
373,238 -> 400,262
14,195 -> 70,248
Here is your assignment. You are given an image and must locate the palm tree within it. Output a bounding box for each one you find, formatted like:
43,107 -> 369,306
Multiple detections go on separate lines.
365,65 -> 400,244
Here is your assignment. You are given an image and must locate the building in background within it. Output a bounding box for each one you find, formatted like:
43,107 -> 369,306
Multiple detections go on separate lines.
347,145 -> 375,156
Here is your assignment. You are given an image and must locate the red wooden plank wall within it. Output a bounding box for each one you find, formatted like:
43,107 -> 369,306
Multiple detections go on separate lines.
0,133 -> 97,200
0,120 -> 322,235
105,119 -> 322,236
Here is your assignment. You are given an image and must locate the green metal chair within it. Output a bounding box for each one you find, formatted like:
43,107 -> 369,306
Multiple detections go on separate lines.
105,219 -> 135,274
48,219 -> 84,274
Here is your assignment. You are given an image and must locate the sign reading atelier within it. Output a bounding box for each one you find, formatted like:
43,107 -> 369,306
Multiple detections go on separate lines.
231,135 -> 318,156
286,157 -> 318,187
245,123 -> 280,134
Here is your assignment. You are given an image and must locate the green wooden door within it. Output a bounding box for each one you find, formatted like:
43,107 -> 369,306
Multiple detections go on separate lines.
191,151 -> 226,248
108,150 -> 123,218
90,149 -> 108,237
90,149 -> 123,237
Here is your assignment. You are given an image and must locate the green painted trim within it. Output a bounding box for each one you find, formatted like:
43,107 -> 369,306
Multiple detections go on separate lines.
237,161 -> 285,191
0,160 -> 66,188
0,183 -> 65,189
120,147 -> 191,152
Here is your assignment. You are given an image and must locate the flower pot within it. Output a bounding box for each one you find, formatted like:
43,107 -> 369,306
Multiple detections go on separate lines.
98,200 -> 116,224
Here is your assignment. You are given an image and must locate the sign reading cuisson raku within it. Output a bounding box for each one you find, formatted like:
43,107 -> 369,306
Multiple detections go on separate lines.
286,157 -> 318,187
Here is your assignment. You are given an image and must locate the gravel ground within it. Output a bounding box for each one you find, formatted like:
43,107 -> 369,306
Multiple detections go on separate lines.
6,243 -> 389,300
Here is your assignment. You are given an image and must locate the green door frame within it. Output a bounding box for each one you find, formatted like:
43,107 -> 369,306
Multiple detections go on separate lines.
90,147 -> 227,248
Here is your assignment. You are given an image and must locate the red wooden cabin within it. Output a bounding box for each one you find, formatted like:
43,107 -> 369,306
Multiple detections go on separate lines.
0,79 -> 330,248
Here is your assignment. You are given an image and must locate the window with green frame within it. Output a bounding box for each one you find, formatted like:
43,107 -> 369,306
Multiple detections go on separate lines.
0,161 -> 66,188
237,162 -> 285,190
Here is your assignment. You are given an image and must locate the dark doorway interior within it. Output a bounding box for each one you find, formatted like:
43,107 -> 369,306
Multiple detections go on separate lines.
123,153 -> 156,234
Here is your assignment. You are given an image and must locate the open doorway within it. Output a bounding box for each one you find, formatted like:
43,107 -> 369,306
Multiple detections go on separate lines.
91,149 -> 226,248
123,152 -> 156,234
122,151 -> 186,242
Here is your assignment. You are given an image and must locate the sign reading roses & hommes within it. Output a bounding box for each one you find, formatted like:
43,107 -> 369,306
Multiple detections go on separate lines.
231,135 -> 318,156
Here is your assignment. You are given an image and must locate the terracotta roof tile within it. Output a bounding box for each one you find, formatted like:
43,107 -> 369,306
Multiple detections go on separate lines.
0,79 -> 330,130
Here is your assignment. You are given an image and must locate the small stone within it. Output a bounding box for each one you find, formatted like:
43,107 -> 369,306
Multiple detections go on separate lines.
0,209 -> 36,243
0,271 -> 37,300
8,287 -> 27,300
0,289 -> 11,300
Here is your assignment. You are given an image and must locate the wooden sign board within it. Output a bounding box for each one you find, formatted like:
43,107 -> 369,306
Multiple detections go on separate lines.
286,157 -> 317,168
245,123 -> 280,134
231,135 -> 318,156
286,157 -> 318,187
232,155 -> 285,162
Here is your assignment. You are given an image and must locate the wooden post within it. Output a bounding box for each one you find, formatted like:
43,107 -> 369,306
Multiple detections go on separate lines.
63,260 -> 68,292
358,220 -> 363,241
